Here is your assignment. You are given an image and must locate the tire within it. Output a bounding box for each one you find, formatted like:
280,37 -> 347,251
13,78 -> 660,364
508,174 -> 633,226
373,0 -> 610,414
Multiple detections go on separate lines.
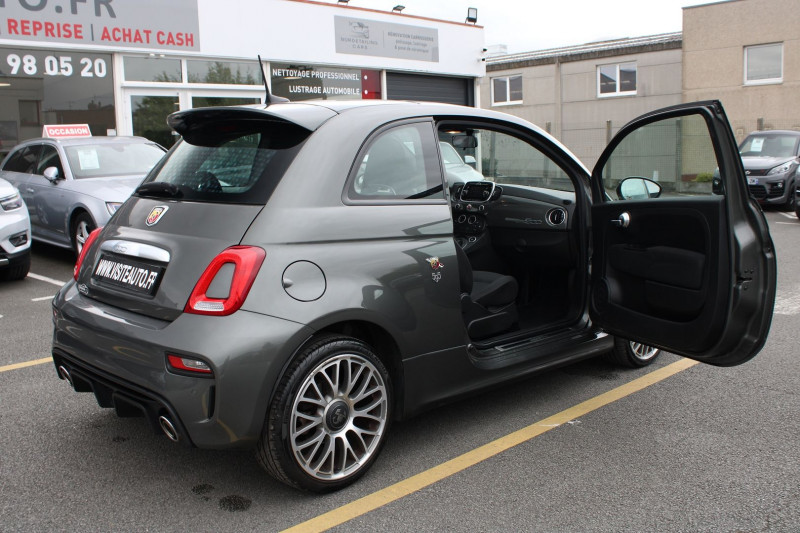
0,251 -> 30,281
72,212 -> 96,256
783,182 -> 796,211
603,337 -> 661,368
256,335 -> 392,492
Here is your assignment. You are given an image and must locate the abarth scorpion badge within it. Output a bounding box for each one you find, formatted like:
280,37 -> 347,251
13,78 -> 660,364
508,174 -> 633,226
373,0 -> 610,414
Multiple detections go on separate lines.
426,257 -> 443,283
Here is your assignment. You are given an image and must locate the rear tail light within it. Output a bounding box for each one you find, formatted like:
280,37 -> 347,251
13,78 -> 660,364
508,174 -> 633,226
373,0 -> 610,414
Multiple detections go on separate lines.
167,354 -> 213,375
185,246 -> 266,316
73,228 -> 102,281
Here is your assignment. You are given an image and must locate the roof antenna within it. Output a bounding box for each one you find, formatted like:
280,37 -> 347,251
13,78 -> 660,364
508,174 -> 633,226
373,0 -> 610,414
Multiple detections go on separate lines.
258,55 -> 289,105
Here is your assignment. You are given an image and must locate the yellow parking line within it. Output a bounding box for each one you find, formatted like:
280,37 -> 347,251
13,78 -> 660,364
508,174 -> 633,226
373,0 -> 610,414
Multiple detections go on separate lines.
283,357 -> 700,533
0,357 -> 52,373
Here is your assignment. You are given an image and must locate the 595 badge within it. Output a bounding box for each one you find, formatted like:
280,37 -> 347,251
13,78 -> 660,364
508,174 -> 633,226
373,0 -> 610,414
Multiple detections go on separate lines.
426,257 -> 444,283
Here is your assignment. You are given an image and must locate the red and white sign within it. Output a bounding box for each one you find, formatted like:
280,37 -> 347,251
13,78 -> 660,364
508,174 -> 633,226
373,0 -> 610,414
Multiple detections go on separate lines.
42,124 -> 92,138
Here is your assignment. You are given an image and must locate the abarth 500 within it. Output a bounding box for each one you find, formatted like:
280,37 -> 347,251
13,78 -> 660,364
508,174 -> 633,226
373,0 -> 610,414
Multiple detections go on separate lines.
51,99 -> 775,492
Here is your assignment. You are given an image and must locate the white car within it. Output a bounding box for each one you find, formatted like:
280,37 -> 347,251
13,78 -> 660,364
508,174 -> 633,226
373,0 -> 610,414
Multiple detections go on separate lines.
0,177 -> 31,281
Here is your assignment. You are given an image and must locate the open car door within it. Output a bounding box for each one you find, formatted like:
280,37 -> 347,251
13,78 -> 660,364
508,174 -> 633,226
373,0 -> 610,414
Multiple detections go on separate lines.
590,101 -> 775,366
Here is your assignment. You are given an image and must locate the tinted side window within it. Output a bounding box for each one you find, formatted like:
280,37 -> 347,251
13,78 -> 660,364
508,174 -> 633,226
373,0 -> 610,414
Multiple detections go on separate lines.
349,122 -> 444,201
3,145 -> 40,173
38,145 -> 65,177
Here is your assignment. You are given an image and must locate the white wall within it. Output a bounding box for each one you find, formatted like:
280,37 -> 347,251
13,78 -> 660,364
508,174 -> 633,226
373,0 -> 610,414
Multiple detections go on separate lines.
196,0 -> 486,76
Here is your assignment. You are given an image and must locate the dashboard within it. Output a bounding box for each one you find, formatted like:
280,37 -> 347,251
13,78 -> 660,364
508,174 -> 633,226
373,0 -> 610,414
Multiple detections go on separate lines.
452,181 -> 576,265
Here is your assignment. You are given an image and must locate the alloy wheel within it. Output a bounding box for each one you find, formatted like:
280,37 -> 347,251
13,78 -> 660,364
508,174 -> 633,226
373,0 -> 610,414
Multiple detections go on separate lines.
289,353 -> 388,481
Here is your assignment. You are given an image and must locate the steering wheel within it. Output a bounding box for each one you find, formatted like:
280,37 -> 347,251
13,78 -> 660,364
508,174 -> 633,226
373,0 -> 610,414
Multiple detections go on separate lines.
194,171 -> 222,193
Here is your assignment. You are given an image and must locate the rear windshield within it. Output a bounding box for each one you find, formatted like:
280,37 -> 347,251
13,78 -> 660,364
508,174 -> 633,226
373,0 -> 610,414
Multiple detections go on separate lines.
65,142 -> 165,179
138,120 -> 309,204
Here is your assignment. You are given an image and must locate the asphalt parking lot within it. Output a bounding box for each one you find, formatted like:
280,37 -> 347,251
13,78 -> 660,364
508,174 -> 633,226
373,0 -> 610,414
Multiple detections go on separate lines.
1,211 -> 799,532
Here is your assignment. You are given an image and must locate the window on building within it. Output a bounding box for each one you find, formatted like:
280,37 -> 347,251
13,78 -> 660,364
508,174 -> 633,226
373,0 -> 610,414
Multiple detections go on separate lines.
598,62 -> 637,97
491,75 -> 522,106
0,47 -> 115,157
186,60 -> 260,85
744,43 -> 783,85
18,100 -> 40,126
123,56 -> 181,82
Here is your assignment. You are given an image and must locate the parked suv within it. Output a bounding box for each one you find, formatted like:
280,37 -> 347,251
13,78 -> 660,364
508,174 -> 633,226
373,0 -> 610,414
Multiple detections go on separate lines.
0,177 -> 31,281
52,100 -> 775,492
739,130 -> 800,210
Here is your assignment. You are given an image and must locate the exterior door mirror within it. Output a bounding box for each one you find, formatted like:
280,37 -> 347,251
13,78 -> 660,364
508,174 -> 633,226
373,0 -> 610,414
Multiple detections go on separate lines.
43,166 -> 60,182
616,177 -> 661,200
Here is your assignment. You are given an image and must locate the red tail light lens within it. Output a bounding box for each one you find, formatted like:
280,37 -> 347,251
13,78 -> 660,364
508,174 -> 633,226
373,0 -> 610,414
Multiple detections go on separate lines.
185,246 -> 266,316
73,228 -> 102,281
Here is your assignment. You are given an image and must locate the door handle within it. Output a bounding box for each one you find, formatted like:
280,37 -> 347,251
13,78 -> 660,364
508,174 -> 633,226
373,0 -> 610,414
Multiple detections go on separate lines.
26,188 -> 35,193
611,212 -> 631,228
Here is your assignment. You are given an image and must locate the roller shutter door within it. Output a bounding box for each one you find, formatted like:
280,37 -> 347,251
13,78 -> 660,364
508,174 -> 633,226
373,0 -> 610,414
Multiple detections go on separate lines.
386,73 -> 473,106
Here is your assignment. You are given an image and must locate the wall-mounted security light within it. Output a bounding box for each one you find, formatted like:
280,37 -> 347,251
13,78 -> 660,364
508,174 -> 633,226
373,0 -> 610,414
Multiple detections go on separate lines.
392,5 -> 405,12
466,7 -> 478,24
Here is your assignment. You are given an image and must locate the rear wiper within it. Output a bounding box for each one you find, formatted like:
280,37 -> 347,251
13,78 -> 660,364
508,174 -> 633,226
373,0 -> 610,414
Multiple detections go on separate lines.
136,182 -> 183,199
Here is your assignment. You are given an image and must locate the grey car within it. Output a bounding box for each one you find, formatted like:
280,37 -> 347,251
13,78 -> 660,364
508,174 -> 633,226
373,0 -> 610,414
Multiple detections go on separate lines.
738,130 -> 800,211
52,99 -> 775,492
0,177 -> 31,280
0,136 -> 165,254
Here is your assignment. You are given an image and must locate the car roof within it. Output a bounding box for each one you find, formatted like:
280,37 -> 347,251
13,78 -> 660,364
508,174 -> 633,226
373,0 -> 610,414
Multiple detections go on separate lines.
169,99 -> 534,133
746,130 -> 800,137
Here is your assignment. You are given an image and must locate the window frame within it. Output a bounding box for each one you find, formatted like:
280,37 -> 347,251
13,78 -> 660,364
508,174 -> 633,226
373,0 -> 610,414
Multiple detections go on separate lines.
597,62 -> 637,98
744,43 -> 783,86
490,75 -> 523,107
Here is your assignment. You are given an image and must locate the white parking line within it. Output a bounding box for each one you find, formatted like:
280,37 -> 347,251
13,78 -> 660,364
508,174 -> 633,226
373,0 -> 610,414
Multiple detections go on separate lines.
778,212 -> 796,220
774,285 -> 800,315
27,273 -> 67,287
31,296 -> 54,302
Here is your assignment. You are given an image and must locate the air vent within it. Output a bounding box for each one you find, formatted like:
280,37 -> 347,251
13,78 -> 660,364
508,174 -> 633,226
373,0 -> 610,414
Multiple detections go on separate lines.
546,207 -> 567,226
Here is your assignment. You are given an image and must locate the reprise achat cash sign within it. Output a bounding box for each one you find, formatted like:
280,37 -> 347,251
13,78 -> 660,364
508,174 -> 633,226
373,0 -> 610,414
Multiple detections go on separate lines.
0,0 -> 201,51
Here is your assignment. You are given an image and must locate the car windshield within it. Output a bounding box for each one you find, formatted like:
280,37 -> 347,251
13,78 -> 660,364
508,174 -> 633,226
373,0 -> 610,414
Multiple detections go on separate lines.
64,142 -> 165,179
439,142 -> 466,166
739,133 -> 800,158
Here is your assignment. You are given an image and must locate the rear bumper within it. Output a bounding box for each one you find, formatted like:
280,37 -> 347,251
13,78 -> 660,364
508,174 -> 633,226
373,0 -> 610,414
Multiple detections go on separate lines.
52,280 -> 314,449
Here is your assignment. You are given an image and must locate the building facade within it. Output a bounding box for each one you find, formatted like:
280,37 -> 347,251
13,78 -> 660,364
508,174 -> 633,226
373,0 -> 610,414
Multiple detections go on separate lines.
682,0 -> 800,138
0,0 -> 484,153
482,0 -> 800,168
482,33 -> 683,169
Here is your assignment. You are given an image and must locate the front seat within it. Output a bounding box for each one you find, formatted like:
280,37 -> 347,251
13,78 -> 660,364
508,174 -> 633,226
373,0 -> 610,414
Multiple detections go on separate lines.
455,244 -> 519,339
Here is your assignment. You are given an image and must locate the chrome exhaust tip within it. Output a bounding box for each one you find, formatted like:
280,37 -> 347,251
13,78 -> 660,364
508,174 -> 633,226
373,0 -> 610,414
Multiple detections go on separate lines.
57,365 -> 73,386
158,415 -> 180,442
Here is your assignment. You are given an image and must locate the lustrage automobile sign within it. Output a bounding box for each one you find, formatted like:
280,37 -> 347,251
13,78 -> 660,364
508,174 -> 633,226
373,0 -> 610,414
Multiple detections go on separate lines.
0,0 -> 200,51
270,63 -> 382,101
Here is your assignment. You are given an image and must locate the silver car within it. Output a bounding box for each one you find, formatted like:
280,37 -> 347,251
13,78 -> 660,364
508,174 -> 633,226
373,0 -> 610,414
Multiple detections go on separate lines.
0,177 -> 31,280
0,136 -> 165,254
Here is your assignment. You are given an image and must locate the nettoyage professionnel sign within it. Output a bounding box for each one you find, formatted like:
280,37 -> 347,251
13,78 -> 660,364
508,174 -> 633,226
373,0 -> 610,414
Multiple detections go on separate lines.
0,0 -> 200,51
334,15 -> 438,63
